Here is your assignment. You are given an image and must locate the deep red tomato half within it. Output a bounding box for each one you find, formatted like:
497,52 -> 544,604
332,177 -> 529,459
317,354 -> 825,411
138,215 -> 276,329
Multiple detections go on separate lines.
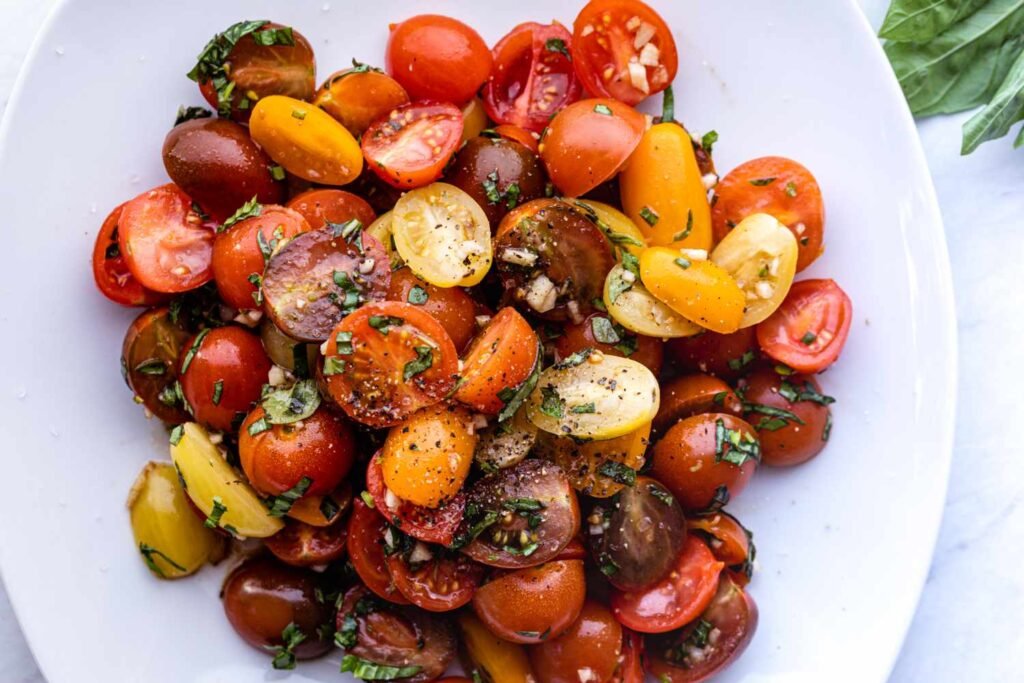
362,101 -> 464,189
347,499 -> 410,605
385,551 -> 484,612
92,203 -> 167,306
366,454 -> 465,546
756,278 -> 852,374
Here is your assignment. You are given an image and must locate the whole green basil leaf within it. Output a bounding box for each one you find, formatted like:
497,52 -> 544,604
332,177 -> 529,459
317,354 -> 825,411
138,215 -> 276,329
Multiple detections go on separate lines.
962,48 -> 1024,152
880,0 -> 990,42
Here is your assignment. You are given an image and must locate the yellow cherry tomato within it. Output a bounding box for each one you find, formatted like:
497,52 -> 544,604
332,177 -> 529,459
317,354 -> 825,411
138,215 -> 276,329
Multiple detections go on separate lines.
249,95 -> 363,185
458,612 -> 535,683
380,404 -> 477,508
535,421 -> 651,498
620,122 -> 712,250
366,211 -> 404,269
128,461 -> 223,579
711,213 -> 799,328
639,247 -> 746,334
603,263 -> 703,339
574,199 -> 647,260
462,97 -> 489,143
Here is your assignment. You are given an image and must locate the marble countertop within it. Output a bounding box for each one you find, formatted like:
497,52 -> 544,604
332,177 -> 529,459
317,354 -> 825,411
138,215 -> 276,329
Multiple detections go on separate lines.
2,1 -> 1021,681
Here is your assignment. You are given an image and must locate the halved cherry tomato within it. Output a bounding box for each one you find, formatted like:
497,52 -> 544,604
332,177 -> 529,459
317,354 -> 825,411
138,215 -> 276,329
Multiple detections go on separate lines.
191,21 -> 315,123
611,535 -> 723,634
321,301 -> 458,428
553,312 -> 663,376
387,268 -> 477,352
178,325 -> 271,432
239,405 -> 356,497
265,516 -> 349,567
362,101 -> 464,189
653,374 -> 743,437
118,184 -> 217,293
386,15 -> 493,104
366,453 -> 465,546
741,366 -> 834,467
458,612 -> 537,683
462,97 -> 489,143
529,600 -> 622,683
756,278 -> 852,373
285,189 -> 376,231
534,422 -> 650,498
456,307 -> 540,415
211,204 -> 310,309
472,560 -> 587,644
712,156 -> 825,272
93,204 -> 168,306
644,574 -> 758,682
539,99 -> 645,197
665,327 -> 759,380
687,511 -> 755,584
121,307 -> 191,423
571,0 -> 678,105
314,67 -> 410,136
495,124 -> 540,154
483,22 -> 583,134
639,248 -> 745,334
650,413 -> 759,512
286,482 -> 351,528
445,136 -> 547,229
612,628 -> 645,683
386,549 -> 484,612
347,499 -> 410,604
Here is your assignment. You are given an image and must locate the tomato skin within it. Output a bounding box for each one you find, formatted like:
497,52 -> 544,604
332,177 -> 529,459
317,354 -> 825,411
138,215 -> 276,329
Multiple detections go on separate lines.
239,406 -> 356,497
321,301 -> 458,428
119,184 -> 217,293
650,413 -> 759,512
265,516 -> 349,567
386,268 -> 477,352
483,21 -> 583,134
471,560 -> 587,644
665,327 -> 759,380
314,68 -> 410,137
162,118 -> 284,223
540,99 -> 645,197
386,551 -> 484,612
211,205 -> 310,309
571,0 -> 678,105
445,136 -> 547,229
756,278 -> 852,374
455,307 -> 540,415
639,248 -> 746,334
121,307 -> 192,423
653,374 -> 743,438
285,189 -> 376,231
178,326 -> 271,432
614,629 -> 645,683
366,453 -> 465,546
92,204 -> 168,306
362,101 -> 464,189
687,512 -> 754,585
346,499 -> 410,604
553,312 -> 663,376
712,156 -> 825,272
386,15 -> 493,104
529,600 -> 623,683
611,535 -> 723,634
495,124 -> 541,154
741,367 -> 833,467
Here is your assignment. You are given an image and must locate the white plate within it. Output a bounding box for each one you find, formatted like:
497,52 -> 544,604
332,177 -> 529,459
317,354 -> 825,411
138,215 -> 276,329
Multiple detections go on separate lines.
0,1 -> 955,681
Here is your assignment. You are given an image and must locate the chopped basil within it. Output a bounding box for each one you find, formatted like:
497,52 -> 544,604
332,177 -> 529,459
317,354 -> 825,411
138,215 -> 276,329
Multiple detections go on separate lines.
779,380 -> 836,406
180,328 -> 210,375
570,402 -> 596,414
323,356 -> 347,376
482,170 -> 501,203
340,655 -> 422,680
516,627 -> 552,640
360,491 -> 375,508
621,251 -> 641,278
714,418 -> 761,466
539,386 -> 566,419
801,331 -> 817,345
265,622 -> 306,671
702,485 -> 730,514
748,177 -> 777,186
269,164 -> 286,181
291,108 -> 307,120
661,84 -> 675,122
247,417 -> 270,436
554,347 -> 593,369
335,331 -> 354,355
320,495 -> 340,521
606,231 -> 644,248
186,20 -> 271,116
403,346 -> 434,381
727,350 -> 755,372
744,402 -> 805,426
823,412 -> 833,441
545,37 -> 570,57
134,358 -> 167,376
174,105 -> 213,126
701,130 -> 719,154
592,297 -> 608,312
329,219 -> 365,254
496,340 -> 543,422
593,103 -> 613,115
331,270 -> 363,313
608,269 -> 633,304
204,496 -> 227,528
505,182 -> 521,209
368,315 -> 404,335
712,391 -> 727,406
262,379 -> 321,424
159,381 -> 184,408
785,181 -> 798,197
248,273 -> 264,305
758,264 -> 769,278
169,424 -> 185,446
774,363 -> 795,376
407,285 -> 429,305
253,26 -> 294,46
221,196 -> 262,233
265,476 -> 313,517
675,257 -> 691,269
211,379 -> 224,405
591,316 -> 620,344
673,210 -> 694,242
639,206 -> 660,226
334,614 -> 358,650
256,224 -> 285,262
649,484 -> 674,505
598,461 -> 637,486
138,542 -> 186,578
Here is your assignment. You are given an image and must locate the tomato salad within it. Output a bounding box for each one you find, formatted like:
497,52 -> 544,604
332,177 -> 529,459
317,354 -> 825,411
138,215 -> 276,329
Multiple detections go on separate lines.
107,2 -> 852,681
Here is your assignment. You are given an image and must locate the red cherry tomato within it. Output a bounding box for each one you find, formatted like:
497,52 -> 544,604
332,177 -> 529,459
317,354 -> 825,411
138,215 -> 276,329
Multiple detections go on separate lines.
265,516 -> 349,567
118,184 -> 217,293
665,327 -> 760,380
211,205 -> 310,309
386,15 -> 493,104
385,550 -> 484,612
756,279 -> 852,374
362,101 -> 464,189
455,307 -> 540,415
613,628 -> 645,683
178,325 -> 271,432
386,267 -> 478,352
539,99 -> 645,197
321,301 -> 458,428
610,535 -> 724,634
347,499 -> 410,604
92,203 -> 168,306
285,189 -> 377,231
366,454 -> 465,546
483,22 -> 583,134
571,0 -> 679,105
494,124 -> 540,154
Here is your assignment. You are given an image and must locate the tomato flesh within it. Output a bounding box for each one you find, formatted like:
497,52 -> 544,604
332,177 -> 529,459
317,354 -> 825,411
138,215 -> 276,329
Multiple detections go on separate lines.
366,453 -> 465,546
386,551 -> 483,612
93,204 -> 168,306
756,278 -> 852,373
347,499 -> 410,604
362,101 -> 464,189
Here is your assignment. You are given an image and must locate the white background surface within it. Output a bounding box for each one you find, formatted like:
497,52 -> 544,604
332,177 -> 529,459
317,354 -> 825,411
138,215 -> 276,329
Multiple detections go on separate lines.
0,1 -> 1019,681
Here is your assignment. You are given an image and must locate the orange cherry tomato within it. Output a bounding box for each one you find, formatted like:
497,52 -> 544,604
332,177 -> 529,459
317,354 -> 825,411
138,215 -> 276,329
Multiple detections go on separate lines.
471,560 -> 586,644
653,373 -> 743,437
314,67 -> 410,136
553,312 -> 663,376
571,0 -> 678,105
386,15 -> 493,104
455,307 -> 540,415
178,326 -> 271,432
285,189 -> 376,231
118,184 -> 217,293
529,600 -> 623,683
610,535 -> 723,634
92,203 -> 168,306
483,21 -> 583,134
211,205 -> 310,309
386,267 -> 478,352
321,301 -> 458,428
239,405 -> 355,498
366,453 -> 465,545
494,124 -> 540,154
712,156 -> 825,272
756,278 -> 852,373
539,98 -> 645,197
346,499 -> 409,604
362,101 -> 464,189
639,248 -> 745,334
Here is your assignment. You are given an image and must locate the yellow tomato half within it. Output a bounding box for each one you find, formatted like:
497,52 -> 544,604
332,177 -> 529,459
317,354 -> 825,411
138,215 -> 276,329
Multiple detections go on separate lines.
640,247 -> 745,334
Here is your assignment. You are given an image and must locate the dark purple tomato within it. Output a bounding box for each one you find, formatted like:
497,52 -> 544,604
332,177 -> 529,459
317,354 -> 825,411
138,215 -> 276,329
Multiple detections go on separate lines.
445,136 -> 546,229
